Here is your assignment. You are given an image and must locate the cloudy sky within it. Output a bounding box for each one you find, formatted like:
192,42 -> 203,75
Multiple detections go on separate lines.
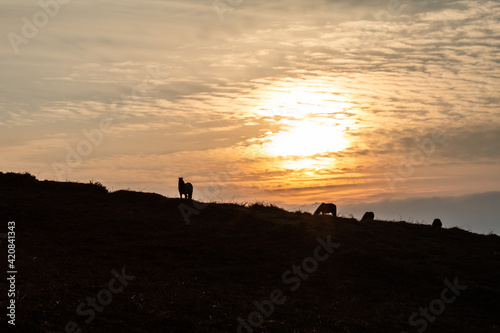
1,0 -> 499,233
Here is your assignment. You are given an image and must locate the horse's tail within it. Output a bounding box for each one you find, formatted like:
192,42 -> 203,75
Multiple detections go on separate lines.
186,183 -> 193,199
330,204 -> 337,217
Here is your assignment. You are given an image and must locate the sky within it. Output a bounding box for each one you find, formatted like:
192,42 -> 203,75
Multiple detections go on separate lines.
1,0 -> 499,234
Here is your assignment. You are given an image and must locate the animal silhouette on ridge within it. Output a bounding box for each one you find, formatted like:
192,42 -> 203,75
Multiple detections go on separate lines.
178,177 -> 193,200
360,211 -> 375,222
314,203 -> 337,217
432,218 -> 442,228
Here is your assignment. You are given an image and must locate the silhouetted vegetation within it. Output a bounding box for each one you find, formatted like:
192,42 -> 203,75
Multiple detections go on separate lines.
88,179 -> 108,193
0,171 -> 37,185
0,172 -> 499,332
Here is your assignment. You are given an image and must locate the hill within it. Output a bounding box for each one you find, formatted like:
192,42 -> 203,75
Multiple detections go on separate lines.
0,172 -> 499,332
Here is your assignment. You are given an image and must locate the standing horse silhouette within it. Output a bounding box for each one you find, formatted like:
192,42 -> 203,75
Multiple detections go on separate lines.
178,177 -> 193,200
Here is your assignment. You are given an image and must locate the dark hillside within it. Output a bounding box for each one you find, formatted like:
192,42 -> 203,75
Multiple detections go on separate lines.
0,172 -> 499,332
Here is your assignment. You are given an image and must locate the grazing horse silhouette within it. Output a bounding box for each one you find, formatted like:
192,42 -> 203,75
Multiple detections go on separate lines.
432,218 -> 442,228
314,203 -> 337,217
178,177 -> 193,200
360,211 -> 374,222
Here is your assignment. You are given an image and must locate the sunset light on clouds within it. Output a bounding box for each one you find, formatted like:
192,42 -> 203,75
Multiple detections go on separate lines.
1,0 -> 500,233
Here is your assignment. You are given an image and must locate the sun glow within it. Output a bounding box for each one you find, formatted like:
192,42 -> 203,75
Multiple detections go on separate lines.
256,79 -> 355,158
264,119 -> 350,156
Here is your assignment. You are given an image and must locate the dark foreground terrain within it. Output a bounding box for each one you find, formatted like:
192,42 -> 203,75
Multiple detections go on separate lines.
0,172 -> 499,332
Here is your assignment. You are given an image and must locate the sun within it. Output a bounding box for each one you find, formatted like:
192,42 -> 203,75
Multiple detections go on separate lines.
256,79 -> 355,158
264,119 -> 350,157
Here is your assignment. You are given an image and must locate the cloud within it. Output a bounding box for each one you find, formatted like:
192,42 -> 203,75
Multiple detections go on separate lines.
1,0 -> 499,221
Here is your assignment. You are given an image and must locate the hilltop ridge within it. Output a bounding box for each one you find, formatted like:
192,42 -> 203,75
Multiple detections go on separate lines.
0,172 -> 499,332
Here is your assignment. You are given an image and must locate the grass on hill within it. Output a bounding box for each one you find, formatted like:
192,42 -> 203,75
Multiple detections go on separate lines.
0,172 -> 499,332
